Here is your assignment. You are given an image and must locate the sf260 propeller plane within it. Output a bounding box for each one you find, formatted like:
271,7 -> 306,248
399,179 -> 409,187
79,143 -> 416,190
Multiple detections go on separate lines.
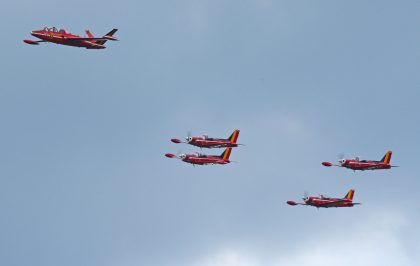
171,130 -> 241,149
24,27 -> 118,49
165,148 -> 233,166
322,151 -> 398,171
287,189 -> 360,209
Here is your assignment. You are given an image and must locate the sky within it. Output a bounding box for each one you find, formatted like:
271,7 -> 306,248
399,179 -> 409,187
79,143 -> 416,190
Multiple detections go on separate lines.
1,1 -> 420,265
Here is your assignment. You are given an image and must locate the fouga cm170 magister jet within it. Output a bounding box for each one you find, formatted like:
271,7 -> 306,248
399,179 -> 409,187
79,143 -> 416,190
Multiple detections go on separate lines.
287,189 -> 360,208
24,27 -> 118,49
165,148 -> 233,165
322,151 -> 398,171
171,129 -> 241,149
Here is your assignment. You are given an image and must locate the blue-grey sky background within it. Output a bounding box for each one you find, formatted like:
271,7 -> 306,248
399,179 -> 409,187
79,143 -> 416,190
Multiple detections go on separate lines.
1,1 -> 420,265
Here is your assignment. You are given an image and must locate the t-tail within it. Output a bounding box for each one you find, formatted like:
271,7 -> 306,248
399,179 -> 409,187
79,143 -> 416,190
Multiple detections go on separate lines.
220,147 -> 232,161
344,189 -> 355,201
380,151 -> 392,165
227,129 -> 240,143
87,29 -> 118,45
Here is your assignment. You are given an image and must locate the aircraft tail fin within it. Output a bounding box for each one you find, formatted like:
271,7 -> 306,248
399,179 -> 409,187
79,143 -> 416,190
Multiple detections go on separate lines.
227,129 -> 240,143
85,30 -> 94,38
96,28 -> 118,45
380,151 -> 392,164
344,189 -> 355,201
220,147 -> 232,161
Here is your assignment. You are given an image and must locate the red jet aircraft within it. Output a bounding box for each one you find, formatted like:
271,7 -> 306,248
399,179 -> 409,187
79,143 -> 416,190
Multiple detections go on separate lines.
287,189 -> 360,208
165,148 -> 233,165
171,130 -> 241,149
322,151 -> 398,171
24,27 -> 118,49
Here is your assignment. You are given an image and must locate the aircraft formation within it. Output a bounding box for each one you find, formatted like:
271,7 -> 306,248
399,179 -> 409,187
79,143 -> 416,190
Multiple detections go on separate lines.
287,151 -> 396,209
165,130 -> 240,165
23,26 -> 397,210
165,128 -> 396,209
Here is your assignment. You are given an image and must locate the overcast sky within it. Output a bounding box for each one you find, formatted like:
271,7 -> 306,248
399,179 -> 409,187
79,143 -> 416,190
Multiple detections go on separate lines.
1,1 -> 420,266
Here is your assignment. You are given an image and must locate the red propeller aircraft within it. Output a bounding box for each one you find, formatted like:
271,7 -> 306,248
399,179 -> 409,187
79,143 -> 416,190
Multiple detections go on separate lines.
171,130 -> 241,149
165,147 -> 233,165
287,189 -> 360,208
322,151 -> 398,171
24,27 -> 118,49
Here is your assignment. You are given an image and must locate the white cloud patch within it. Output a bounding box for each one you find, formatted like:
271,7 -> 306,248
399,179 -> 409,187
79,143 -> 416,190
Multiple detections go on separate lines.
192,249 -> 260,266
189,211 -> 415,266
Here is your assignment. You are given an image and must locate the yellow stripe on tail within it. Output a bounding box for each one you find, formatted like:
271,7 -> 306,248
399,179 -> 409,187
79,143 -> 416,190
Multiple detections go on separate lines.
221,148 -> 232,160
228,130 -> 240,143
344,189 -> 355,200
382,151 -> 392,165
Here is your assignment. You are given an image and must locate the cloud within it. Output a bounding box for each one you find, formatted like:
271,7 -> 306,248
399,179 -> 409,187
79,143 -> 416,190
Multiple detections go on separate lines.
189,211 -> 414,266
192,250 -> 260,266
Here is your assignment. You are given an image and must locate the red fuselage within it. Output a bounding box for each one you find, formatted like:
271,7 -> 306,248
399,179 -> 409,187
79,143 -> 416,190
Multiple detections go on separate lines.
29,28 -> 106,49
303,197 -> 355,208
180,154 -> 230,165
171,130 -> 240,149
186,137 -> 238,148
340,159 -> 391,171
288,189 -> 359,208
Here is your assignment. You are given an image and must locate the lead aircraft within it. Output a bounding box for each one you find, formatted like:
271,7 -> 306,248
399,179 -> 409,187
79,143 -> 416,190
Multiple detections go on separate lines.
171,130 -> 241,149
287,189 -> 360,208
24,27 -> 118,49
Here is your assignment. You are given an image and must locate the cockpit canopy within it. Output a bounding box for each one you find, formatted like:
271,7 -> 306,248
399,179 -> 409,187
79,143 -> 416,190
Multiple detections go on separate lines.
43,27 -> 67,33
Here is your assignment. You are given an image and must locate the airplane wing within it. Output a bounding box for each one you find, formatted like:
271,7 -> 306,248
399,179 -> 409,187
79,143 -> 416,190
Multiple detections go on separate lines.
24,39 -> 48,45
287,201 -> 308,206
357,164 -> 382,170
322,162 -> 343,167
316,200 -> 348,207
164,154 -> 180,159
66,37 -> 116,41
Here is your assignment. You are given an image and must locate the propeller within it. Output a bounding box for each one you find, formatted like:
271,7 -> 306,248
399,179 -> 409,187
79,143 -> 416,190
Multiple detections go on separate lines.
302,191 -> 309,202
171,131 -> 193,144
177,149 -> 185,158
185,130 -> 193,143
337,153 -> 347,165
164,149 -> 186,159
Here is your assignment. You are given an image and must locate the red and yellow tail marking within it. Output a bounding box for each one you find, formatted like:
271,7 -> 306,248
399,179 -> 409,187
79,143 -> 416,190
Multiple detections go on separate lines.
344,189 -> 355,200
221,148 -> 232,160
383,151 -> 392,165
228,130 -> 240,143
